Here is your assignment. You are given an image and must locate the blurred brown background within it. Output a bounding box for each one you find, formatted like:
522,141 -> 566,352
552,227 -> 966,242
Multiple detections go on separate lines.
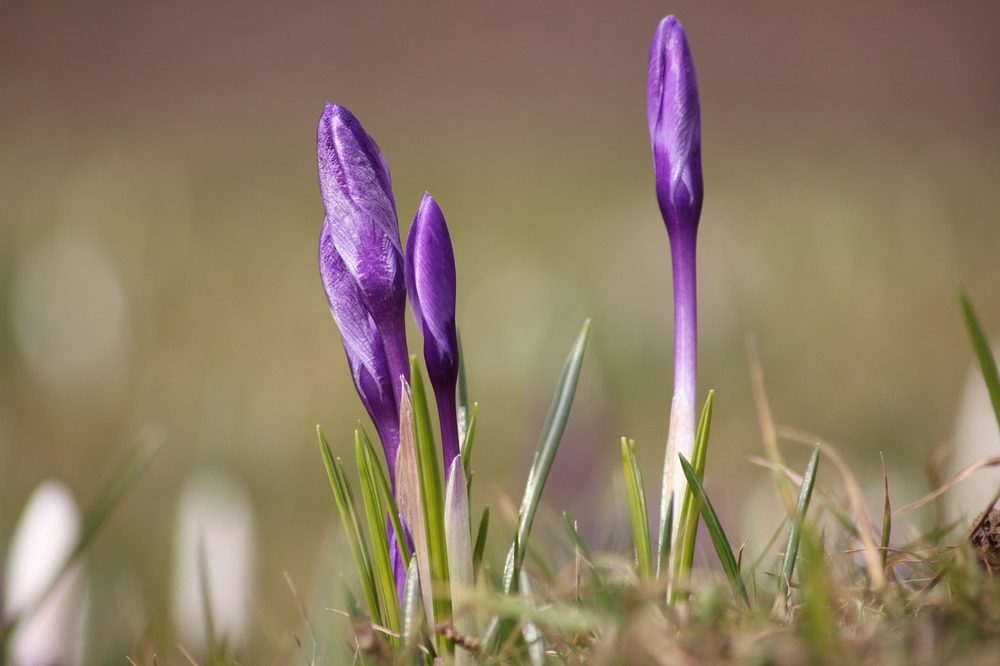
2,0 -> 1000,659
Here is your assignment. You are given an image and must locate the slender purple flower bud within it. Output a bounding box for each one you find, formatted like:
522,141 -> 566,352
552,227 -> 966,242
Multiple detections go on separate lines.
648,16 -> 703,243
317,104 -> 418,600
405,193 -> 461,466
319,220 -> 402,475
647,16 -> 703,547
317,103 -> 410,412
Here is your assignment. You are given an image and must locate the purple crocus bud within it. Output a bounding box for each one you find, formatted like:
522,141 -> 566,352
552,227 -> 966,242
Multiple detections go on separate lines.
405,193 -> 461,466
647,16 -> 703,550
647,16 -> 703,243
317,103 -> 410,412
320,218 -> 402,476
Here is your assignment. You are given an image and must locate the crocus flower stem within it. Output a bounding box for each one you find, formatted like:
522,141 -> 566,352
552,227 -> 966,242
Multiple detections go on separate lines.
671,229 -> 698,406
664,226 -> 697,538
647,15 -> 704,552
382,324 -> 413,420
435,389 -> 461,469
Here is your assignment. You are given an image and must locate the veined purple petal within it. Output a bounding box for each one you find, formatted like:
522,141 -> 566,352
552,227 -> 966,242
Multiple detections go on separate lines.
320,218 -> 401,473
647,16 -> 703,241
405,194 -> 459,387
405,193 -> 461,464
317,104 -> 410,399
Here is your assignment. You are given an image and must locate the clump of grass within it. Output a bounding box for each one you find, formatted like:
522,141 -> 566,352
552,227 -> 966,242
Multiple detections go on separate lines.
313,288 -> 1000,666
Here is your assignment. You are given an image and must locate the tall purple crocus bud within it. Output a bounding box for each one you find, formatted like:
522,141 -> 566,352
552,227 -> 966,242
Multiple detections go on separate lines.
317,103 -> 410,415
318,103 -> 413,480
647,16 -> 703,546
405,193 -> 461,466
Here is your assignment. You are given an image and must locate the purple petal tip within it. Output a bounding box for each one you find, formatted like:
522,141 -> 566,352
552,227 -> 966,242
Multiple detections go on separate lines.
647,15 -> 703,240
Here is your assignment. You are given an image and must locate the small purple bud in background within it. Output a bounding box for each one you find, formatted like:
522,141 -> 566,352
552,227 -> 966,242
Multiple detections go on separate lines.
647,16 -> 703,545
317,103 -> 410,413
405,193 -> 461,466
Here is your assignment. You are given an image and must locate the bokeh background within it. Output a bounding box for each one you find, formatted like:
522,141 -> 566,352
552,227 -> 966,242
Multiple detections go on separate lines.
2,0 -> 1000,660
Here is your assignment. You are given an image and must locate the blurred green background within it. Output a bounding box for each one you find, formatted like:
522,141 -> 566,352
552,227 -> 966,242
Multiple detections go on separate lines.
2,0 -> 1000,659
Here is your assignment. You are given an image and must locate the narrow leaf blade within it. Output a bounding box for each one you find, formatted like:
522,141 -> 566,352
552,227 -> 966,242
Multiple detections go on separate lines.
472,505 -> 490,581
672,391 -> 714,600
356,432 -> 400,638
318,427 -> 381,625
959,284 -> 1000,441
410,359 -> 452,651
780,447 -> 820,597
504,319 -> 591,592
621,438 -> 652,580
679,453 -> 750,607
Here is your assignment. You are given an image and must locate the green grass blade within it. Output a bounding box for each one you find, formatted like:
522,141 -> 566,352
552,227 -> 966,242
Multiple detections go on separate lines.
473,505 -> 490,581
359,427 -> 410,570
336,456 -> 383,627
672,391 -> 714,599
484,320 -> 591,656
343,582 -> 365,623
518,570 -> 546,666
503,318 -> 592,592
621,438 -> 652,580
656,491 -> 673,581
410,358 -> 452,651
561,513 -> 593,566
401,557 -> 424,660
879,452 -> 891,571
958,284 -> 1000,440
679,453 -> 750,608
461,402 -> 479,481
799,528 -> 836,659
562,512 -> 606,592
343,584 -> 392,666
355,432 -> 400,639
780,446 -> 820,598
318,426 -> 381,626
